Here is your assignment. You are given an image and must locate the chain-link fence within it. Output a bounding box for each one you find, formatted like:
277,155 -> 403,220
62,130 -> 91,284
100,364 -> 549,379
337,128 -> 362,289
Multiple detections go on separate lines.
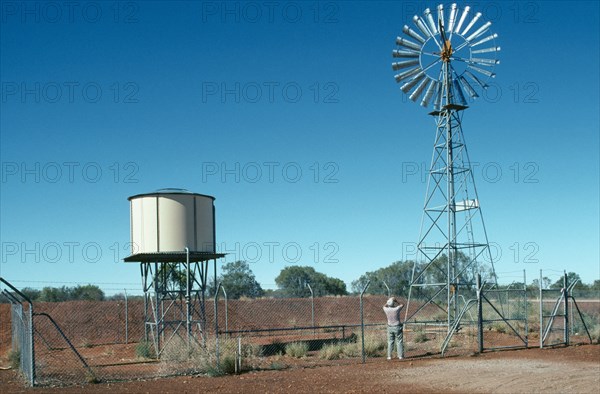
1,277 -> 598,387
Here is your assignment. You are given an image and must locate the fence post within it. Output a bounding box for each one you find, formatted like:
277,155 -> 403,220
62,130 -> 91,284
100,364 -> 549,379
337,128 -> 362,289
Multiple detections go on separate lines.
236,336 -> 242,374
539,269 -> 543,349
306,282 -> 314,334
1,277 -> 35,386
124,289 -> 129,345
563,272 -> 569,346
220,285 -> 228,338
382,280 -> 390,297
476,274 -> 483,353
214,281 -> 221,369
360,280 -> 370,364
523,269 -> 528,348
28,301 -> 35,386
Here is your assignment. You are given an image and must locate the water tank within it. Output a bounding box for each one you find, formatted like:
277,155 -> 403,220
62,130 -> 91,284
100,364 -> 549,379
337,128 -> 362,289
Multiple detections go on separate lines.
129,189 -> 215,255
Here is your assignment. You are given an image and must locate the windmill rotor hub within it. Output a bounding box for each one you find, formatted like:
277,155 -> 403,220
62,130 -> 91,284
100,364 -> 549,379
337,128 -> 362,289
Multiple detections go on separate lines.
442,40 -> 453,62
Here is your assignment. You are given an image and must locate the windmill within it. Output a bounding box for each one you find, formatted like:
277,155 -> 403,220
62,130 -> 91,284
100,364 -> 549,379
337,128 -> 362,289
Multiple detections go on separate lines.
392,4 -> 499,330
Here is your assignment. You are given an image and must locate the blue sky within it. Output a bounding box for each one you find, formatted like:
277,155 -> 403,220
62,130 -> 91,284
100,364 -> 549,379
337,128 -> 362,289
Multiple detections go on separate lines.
1,1 -> 598,295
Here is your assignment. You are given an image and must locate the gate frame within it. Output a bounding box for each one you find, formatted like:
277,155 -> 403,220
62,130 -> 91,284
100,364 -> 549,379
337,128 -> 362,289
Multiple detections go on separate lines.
1,277 -> 35,386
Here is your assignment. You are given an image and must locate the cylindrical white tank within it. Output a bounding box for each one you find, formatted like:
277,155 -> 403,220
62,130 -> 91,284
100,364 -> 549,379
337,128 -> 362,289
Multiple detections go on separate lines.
129,189 -> 215,255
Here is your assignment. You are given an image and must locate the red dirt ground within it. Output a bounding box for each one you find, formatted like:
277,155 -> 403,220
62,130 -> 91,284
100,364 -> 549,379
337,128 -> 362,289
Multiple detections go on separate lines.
1,344 -> 599,393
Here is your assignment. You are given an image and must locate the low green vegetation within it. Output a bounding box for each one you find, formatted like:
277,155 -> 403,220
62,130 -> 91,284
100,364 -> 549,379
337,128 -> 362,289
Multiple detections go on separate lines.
135,340 -> 156,359
284,342 -> 309,358
8,350 -> 20,369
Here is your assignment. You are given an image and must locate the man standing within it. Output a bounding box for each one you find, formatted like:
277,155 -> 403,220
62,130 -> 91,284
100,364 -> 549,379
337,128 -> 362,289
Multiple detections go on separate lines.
383,297 -> 404,360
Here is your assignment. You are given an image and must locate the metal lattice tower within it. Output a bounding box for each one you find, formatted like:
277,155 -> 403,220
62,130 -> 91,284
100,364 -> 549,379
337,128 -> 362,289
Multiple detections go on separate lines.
391,4 -> 500,330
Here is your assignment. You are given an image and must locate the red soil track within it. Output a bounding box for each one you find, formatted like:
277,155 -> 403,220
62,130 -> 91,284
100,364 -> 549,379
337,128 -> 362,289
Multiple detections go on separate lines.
1,344 -> 599,393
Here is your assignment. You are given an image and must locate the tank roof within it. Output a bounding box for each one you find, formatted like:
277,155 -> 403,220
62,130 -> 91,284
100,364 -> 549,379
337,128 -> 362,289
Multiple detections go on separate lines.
128,189 -> 216,201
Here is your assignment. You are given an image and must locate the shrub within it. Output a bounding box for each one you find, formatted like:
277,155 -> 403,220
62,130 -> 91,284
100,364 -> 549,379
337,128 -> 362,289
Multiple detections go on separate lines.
269,361 -> 286,370
135,340 -> 156,359
414,332 -> 429,343
8,350 -> 20,369
219,354 -> 237,375
589,325 -> 600,344
318,343 -> 345,360
342,342 -> 361,358
362,331 -> 386,357
285,342 -> 309,358
490,322 -> 507,334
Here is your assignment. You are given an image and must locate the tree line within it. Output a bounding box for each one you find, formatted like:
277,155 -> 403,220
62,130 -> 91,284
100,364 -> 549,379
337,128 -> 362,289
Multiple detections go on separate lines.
5,261 -> 599,302
9,284 -> 106,302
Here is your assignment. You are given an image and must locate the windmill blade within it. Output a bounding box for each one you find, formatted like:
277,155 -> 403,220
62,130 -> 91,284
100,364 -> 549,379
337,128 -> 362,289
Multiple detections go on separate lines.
466,21 -> 492,42
471,57 -> 500,65
403,25 -> 426,43
394,67 -> 422,83
392,59 -> 420,71
437,4 -> 445,32
424,8 -> 438,34
393,49 -> 420,58
468,65 -> 496,78
471,33 -> 498,47
464,70 -> 489,90
409,77 -> 430,102
458,76 -> 478,98
447,3 -> 458,33
400,72 -> 426,93
396,36 -> 422,51
454,6 -> 470,35
421,80 -> 438,107
461,11 -> 482,36
471,46 -> 501,54
452,79 -> 467,105
412,15 -> 432,38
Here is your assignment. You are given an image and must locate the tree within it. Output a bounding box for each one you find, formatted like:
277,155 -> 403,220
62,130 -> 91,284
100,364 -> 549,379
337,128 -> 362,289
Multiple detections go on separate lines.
154,263 -> 189,293
37,285 -> 105,302
531,277 -> 552,290
20,287 -> 41,301
275,266 -> 347,297
208,261 -> 264,299
550,272 -> 584,290
351,260 -> 414,295
39,286 -> 70,302
70,284 -> 105,301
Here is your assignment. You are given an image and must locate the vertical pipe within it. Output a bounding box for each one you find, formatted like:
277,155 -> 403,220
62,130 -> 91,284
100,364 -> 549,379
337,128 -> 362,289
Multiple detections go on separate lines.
155,262 -> 160,352
186,248 -> 191,351
563,272 -> 569,346
539,269 -> 543,348
476,274 -> 483,353
124,289 -> 129,345
443,58 -> 457,331
360,280 -> 370,364
142,264 -> 148,342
